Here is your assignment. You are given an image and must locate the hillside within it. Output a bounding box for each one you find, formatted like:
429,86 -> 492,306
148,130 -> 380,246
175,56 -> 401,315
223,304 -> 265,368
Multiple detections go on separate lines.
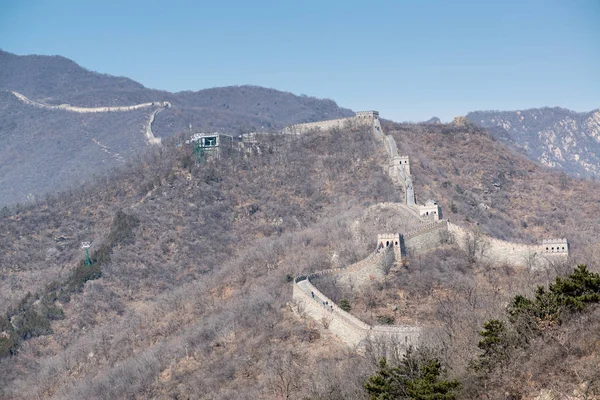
384,120 -> 600,252
0,50 -> 353,207
0,90 -> 150,206
467,107 -> 600,177
0,126 -> 399,399
1,118 -> 600,399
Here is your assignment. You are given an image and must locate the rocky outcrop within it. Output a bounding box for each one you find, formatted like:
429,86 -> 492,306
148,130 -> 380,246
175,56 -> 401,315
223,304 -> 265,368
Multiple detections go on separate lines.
467,107 -> 600,177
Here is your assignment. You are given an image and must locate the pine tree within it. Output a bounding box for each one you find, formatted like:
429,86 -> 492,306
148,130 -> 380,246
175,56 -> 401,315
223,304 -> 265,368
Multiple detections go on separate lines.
365,348 -> 460,399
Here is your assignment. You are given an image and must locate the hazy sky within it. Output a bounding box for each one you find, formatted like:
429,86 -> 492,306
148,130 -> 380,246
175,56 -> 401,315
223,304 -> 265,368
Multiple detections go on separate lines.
1,0 -> 598,121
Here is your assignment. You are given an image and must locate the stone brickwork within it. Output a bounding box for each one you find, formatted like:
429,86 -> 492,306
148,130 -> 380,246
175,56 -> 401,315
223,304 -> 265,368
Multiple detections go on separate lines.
390,156 -> 411,176
293,251 -> 421,349
403,221 -> 449,255
368,202 -> 422,220
447,223 -> 569,269
419,200 -> 441,221
281,110 -> 379,135
10,90 -> 170,113
289,108 -> 570,351
377,233 -> 403,260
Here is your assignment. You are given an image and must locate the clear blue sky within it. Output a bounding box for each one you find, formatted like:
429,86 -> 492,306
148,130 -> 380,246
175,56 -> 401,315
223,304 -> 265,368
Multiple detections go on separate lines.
1,0 -> 598,121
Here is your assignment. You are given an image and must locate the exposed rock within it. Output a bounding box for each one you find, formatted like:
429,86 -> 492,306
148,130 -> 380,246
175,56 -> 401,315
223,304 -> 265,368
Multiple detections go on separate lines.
467,107 -> 600,178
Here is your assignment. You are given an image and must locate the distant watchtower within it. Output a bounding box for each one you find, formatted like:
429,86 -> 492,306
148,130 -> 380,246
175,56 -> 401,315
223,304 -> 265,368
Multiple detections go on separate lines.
355,111 -> 379,121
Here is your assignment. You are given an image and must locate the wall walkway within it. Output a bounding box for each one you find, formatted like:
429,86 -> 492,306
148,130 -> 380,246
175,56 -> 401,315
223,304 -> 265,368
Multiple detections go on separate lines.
9,90 -> 169,145
285,110 -> 570,349
293,253 -> 421,348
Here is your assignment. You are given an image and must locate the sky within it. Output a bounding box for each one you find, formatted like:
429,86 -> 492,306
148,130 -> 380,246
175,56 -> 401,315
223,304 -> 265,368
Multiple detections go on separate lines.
0,0 -> 598,122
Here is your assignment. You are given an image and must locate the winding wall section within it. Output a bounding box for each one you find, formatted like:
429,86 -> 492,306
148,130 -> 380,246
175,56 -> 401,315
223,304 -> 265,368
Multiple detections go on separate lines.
9,90 -> 170,145
293,252 -> 421,348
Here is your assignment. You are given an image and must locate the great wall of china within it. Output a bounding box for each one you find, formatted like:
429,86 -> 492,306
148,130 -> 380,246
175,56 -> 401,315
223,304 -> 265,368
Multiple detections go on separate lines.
8,90 -> 169,145
288,110 -> 569,350
8,89 -> 570,350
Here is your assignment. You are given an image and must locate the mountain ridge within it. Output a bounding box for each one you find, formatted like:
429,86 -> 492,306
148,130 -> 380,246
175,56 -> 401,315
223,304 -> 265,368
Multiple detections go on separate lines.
467,106 -> 600,177
0,50 -> 353,206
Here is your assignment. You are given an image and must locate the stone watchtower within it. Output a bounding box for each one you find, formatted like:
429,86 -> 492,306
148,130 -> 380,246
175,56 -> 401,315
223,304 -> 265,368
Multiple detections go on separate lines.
377,233 -> 403,259
540,239 -> 569,254
419,199 -> 441,220
390,155 -> 411,176
355,110 -> 379,122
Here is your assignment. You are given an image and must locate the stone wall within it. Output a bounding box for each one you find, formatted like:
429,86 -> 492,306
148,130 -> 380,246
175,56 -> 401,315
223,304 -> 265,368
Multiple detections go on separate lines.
145,107 -> 164,145
403,221 -> 449,255
369,202 -> 422,220
373,116 -> 384,139
447,222 -> 569,269
288,108 -> 570,352
418,204 -> 441,220
281,112 -> 376,135
293,279 -> 369,347
293,251 -> 421,348
384,135 -> 399,157
390,156 -> 411,176
10,90 -> 170,113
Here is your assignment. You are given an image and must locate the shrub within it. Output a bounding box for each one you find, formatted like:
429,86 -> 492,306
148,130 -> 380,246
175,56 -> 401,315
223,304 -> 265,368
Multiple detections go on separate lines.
377,315 -> 394,325
15,308 -> 52,340
0,336 -> 16,358
66,263 -> 102,293
339,299 -> 351,312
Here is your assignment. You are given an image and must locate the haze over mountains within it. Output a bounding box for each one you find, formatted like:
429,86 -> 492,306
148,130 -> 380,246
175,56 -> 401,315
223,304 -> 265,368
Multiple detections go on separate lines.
0,50 -> 352,206
0,49 -> 598,208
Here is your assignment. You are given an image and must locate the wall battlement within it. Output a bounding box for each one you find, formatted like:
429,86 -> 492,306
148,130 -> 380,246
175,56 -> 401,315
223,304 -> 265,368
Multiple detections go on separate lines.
447,222 -> 569,268
289,108 -> 570,351
293,251 -> 421,348
10,90 -> 169,146
281,111 -> 378,135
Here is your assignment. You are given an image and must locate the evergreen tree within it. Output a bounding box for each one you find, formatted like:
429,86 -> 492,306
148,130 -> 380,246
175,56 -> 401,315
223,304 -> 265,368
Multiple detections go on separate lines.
365,347 -> 460,399
474,319 -> 510,374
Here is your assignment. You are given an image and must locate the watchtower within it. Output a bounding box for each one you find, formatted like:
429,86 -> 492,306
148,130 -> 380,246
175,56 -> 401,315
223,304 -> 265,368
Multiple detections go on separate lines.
419,200 -> 441,221
540,239 -> 569,255
377,233 -> 403,259
377,233 -> 402,249
355,110 -> 379,121
390,155 -> 411,176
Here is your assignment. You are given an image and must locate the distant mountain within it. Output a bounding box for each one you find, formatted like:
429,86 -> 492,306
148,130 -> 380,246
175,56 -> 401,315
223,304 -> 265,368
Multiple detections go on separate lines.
0,50 -> 353,206
423,117 -> 441,125
467,107 -> 600,177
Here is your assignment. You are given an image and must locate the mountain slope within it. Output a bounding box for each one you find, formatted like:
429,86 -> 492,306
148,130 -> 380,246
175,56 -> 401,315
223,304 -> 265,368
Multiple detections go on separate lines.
1,121 -> 600,398
0,50 -> 353,206
0,90 -> 150,206
467,107 -> 600,177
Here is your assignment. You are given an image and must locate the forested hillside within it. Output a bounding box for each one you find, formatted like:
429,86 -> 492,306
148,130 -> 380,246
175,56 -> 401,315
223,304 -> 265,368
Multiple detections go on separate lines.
0,127 -> 398,399
1,120 -> 600,399
0,51 -> 353,207
385,120 -> 600,252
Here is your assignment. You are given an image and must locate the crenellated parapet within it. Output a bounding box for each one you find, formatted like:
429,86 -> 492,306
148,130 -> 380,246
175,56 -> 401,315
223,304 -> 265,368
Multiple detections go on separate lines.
403,221 -> 448,240
293,250 -> 421,348
281,110 -> 379,135
540,239 -> 569,254
289,108 -> 572,353
447,223 -> 569,268
418,200 -> 441,221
